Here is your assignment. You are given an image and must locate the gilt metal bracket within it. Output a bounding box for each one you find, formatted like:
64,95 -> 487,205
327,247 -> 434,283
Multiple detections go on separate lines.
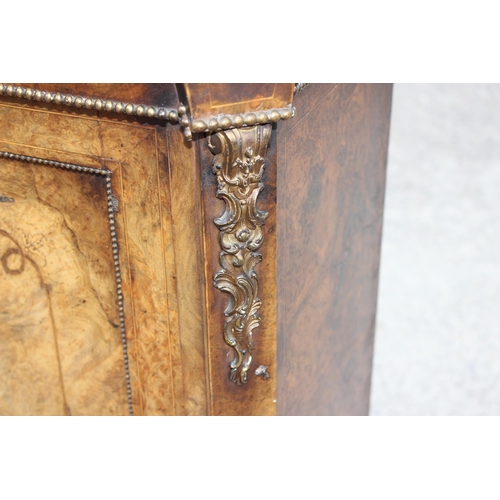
208,125 -> 271,385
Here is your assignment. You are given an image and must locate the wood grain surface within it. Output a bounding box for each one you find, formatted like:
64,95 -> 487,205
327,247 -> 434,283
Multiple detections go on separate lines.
182,83 -> 294,120
0,83 -> 392,416
0,98 -> 184,415
0,152 -> 128,416
165,126 -> 209,416
276,83 -> 392,415
104,121 -> 180,415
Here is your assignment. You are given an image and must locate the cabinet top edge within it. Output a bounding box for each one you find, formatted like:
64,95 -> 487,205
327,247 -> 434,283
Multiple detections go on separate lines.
0,83 -> 306,140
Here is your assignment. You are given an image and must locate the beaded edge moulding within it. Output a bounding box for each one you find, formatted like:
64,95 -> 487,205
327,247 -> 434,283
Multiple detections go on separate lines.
0,84 -> 296,140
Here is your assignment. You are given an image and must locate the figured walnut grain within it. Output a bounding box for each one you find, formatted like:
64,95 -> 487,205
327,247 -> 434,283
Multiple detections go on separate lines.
276,83 -> 392,415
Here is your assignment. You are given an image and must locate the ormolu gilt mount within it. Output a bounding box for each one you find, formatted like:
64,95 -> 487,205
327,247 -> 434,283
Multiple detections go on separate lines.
208,126 -> 272,385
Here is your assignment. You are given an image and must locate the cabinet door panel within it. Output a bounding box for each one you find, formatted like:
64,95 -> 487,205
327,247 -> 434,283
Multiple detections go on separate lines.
0,98 -> 186,415
0,153 -> 128,416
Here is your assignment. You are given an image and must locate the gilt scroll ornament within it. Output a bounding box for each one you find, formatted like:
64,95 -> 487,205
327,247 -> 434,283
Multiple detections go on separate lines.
208,125 -> 271,385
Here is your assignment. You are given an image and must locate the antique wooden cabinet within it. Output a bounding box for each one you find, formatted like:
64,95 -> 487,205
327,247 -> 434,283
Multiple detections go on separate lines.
0,83 -> 392,415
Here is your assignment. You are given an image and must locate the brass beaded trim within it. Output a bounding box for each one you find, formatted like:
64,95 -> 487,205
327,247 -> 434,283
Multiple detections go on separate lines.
188,106 -> 295,138
0,150 -> 134,416
0,84 -> 296,140
0,84 -> 179,122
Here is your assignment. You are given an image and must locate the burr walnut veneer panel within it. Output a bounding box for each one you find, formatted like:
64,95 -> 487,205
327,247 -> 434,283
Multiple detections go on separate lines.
276,83 -> 392,415
0,154 -> 127,416
0,99 -> 185,415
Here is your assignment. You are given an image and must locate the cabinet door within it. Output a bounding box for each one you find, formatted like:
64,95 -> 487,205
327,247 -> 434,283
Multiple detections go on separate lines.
0,98 -> 183,415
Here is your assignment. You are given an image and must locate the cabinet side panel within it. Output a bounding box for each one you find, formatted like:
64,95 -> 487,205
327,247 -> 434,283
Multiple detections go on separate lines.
276,83 -> 392,415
